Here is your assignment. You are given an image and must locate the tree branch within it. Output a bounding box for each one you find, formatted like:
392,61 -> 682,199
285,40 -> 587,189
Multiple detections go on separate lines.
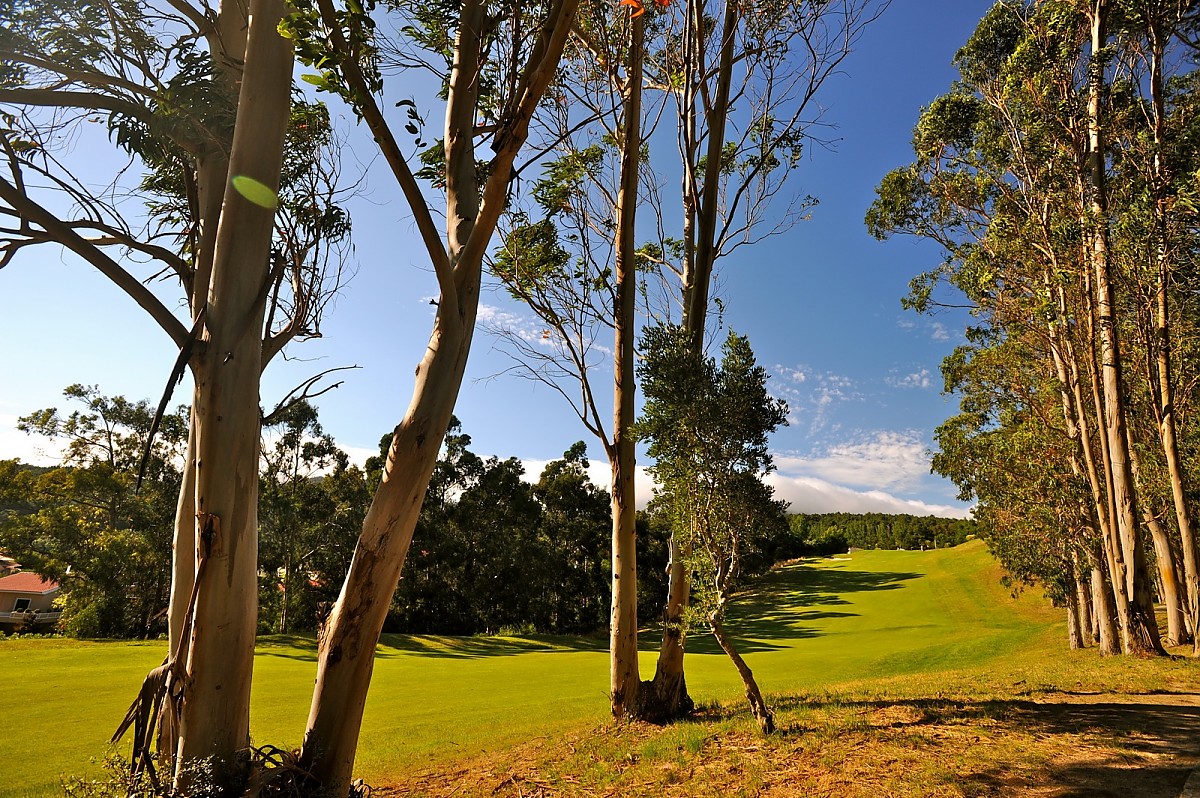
0,174 -> 189,348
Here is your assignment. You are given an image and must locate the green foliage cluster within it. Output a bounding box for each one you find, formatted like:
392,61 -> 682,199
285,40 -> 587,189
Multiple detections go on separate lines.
382,423 -> 615,636
635,325 -> 790,633
0,386 -> 185,638
785,513 -> 977,557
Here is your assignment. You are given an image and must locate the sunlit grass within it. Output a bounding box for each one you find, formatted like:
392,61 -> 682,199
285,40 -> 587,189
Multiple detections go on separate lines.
3,541 -> 1192,796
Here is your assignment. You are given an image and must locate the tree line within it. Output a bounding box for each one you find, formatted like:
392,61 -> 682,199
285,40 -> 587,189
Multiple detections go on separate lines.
4,389 -> 977,640
0,392 -> 613,639
869,0 -> 1200,656
788,513 -> 976,555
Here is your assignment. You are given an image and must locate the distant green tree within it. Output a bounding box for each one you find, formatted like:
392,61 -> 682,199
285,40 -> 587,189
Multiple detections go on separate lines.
534,442 -> 612,634
258,400 -> 354,634
0,385 -> 186,637
636,325 -> 788,732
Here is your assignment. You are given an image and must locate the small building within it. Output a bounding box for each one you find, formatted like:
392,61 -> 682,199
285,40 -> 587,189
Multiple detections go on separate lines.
0,572 -> 62,632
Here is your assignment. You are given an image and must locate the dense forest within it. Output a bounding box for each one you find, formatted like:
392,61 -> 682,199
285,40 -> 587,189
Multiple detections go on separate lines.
1,391 -> 976,639
788,513 -> 976,555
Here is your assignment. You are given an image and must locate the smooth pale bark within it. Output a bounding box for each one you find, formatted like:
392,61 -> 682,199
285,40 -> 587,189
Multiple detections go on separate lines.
167,414 -> 197,654
1128,439 -> 1186,645
1081,265 -> 1133,646
609,10 -> 645,720
1084,0 -> 1164,656
300,301 -> 477,790
174,0 -> 295,784
1091,559 -> 1121,655
1066,582 -> 1084,651
161,4 -> 247,766
298,1 -> 581,791
1074,555 -> 1094,646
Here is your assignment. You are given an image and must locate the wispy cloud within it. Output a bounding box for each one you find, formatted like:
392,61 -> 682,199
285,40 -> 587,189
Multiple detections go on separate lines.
931,322 -> 950,341
886,368 -> 933,390
770,366 -> 858,434
775,430 -> 931,492
765,472 -> 971,518
774,364 -> 808,384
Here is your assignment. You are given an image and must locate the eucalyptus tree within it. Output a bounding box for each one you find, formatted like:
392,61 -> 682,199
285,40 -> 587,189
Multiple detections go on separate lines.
867,0 -> 1178,655
635,325 -> 788,733
487,0 -> 658,717
490,0 -> 888,720
0,0 -> 348,786
281,0 -> 588,789
1110,0 -> 1200,651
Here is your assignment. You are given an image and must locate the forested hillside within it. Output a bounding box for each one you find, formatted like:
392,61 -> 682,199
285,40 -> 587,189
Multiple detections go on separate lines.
786,513 -> 976,555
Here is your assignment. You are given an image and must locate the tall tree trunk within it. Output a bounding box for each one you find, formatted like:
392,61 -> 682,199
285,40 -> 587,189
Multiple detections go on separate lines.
1128,437 -> 1186,645
609,9 -> 645,719
649,0 -> 740,718
298,0 -> 582,789
1145,11 -> 1200,655
300,303 -> 476,791
1066,575 -> 1085,650
167,416 -> 197,655
1084,0 -> 1163,656
174,0 -> 294,787
1092,558 -> 1120,655
1073,550 -> 1093,645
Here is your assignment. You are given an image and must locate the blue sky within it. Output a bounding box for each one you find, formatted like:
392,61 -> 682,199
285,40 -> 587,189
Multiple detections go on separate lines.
0,0 -> 993,517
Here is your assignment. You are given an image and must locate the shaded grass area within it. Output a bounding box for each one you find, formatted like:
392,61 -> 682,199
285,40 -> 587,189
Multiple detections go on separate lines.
3,541 -> 1196,796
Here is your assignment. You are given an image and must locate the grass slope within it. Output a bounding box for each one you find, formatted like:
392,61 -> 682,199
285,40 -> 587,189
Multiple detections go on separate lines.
2,541 -> 1191,796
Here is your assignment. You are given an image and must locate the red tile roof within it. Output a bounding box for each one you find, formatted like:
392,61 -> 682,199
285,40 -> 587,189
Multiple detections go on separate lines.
0,572 -> 60,594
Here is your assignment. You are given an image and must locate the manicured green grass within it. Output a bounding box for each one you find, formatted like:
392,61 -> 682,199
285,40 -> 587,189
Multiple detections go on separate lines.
2,541 -> 1186,797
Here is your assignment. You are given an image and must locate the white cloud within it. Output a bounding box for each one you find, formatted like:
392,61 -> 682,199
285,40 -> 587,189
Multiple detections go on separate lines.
770,366 -> 858,434
0,414 -> 64,465
518,456 -> 656,509
774,364 -> 808,384
886,368 -> 933,390
776,430 -> 930,492
765,472 -> 971,518
931,322 -> 950,341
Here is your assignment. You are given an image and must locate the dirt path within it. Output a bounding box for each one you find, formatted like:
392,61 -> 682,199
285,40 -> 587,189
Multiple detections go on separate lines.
1011,692 -> 1200,798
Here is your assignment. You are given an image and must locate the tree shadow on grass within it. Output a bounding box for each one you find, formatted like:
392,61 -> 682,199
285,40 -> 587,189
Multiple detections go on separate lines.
754,693 -> 1200,798
678,560 -> 923,656
255,632 -> 608,663
255,559 -> 921,662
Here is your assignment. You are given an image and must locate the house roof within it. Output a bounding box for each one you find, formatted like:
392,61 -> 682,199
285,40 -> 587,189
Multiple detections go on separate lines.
0,572 -> 60,594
